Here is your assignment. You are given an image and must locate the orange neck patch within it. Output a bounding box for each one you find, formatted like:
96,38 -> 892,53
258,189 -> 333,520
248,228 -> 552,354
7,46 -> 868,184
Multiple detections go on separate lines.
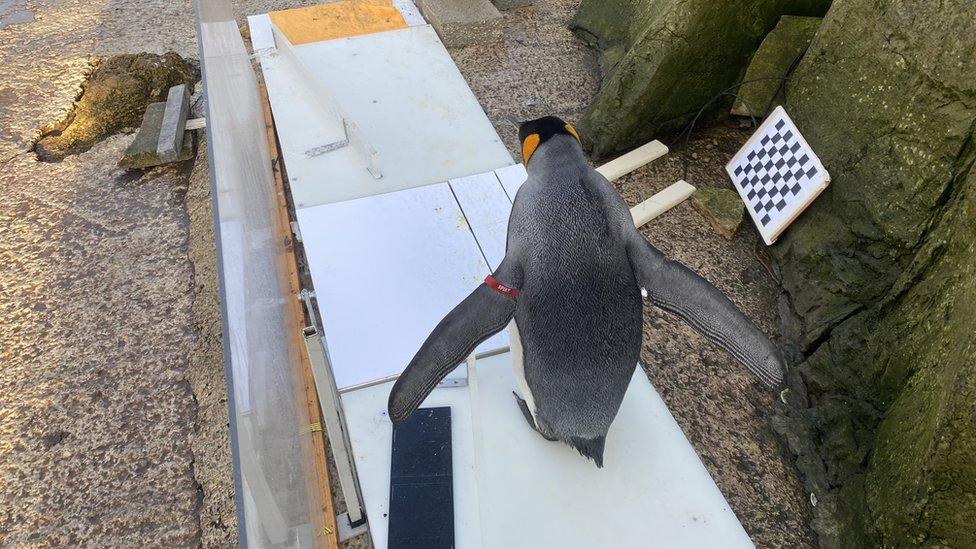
522,133 -> 541,164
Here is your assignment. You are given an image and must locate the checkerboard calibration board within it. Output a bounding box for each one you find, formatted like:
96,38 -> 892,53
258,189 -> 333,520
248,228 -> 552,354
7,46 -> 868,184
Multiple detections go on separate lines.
726,106 -> 830,245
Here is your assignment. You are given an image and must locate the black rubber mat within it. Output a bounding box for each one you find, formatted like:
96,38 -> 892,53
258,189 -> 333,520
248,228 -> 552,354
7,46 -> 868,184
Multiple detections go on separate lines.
388,406 -> 454,549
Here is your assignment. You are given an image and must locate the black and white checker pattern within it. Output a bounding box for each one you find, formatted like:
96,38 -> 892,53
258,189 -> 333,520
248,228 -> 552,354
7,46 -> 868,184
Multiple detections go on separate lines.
726,106 -> 830,245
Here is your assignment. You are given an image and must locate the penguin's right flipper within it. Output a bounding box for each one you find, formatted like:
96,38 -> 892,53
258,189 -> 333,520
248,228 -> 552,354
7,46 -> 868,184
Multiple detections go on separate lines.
626,234 -> 785,388
388,282 -> 516,424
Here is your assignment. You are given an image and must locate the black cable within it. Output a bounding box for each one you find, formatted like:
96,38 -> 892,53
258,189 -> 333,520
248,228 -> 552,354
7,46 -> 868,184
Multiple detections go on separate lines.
678,44 -> 812,182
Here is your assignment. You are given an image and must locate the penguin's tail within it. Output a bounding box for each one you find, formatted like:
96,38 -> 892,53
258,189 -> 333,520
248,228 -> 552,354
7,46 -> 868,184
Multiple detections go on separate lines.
568,435 -> 607,468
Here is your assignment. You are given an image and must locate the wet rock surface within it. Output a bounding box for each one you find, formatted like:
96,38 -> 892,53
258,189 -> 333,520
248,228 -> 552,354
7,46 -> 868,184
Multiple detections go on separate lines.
731,15 -> 820,118
770,0 -> 976,546
34,52 -> 198,162
570,0 -> 830,157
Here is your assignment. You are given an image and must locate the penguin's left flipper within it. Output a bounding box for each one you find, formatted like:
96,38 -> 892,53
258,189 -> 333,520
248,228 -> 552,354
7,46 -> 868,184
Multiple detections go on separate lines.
626,234 -> 785,388
388,282 -> 517,424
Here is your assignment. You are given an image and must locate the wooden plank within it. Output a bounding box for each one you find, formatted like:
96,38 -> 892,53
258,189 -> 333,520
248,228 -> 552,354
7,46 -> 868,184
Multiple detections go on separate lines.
260,82 -> 340,549
630,180 -> 697,228
596,140 -> 669,182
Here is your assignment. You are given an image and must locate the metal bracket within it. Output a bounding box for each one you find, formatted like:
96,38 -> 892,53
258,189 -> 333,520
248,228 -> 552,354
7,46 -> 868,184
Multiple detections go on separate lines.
336,511 -> 370,543
438,377 -> 467,388
298,289 -> 367,527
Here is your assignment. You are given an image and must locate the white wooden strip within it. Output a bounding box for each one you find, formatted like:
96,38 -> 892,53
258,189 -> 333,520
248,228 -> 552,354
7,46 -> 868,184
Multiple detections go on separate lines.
185,117 -> 206,131
450,172 -> 511,270
494,163 -> 527,202
596,140 -> 668,182
630,180 -> 696,227
246,13 -> 275,51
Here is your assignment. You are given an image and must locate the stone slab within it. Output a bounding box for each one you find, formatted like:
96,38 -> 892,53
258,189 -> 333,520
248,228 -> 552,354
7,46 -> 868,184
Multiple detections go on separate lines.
690,187 -> 744,240
120,101 -> 193,169
416,0 -> 501,47
157,84 -> 190,163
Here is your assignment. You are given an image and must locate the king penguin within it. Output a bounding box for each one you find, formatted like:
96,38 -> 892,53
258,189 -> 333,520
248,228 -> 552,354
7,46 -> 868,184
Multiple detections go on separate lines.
388,116 -> 784,467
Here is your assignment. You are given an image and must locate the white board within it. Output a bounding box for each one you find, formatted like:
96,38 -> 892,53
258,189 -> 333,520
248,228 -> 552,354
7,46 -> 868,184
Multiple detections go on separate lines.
341,377 -> 481,549
260,25 -> 513,209
297,184 -> 507,390
449,172 -> 511,270
726,106 -> 829,245
470,355 -> 754,548
494,163 -> 527,202
340,353 -> 754,548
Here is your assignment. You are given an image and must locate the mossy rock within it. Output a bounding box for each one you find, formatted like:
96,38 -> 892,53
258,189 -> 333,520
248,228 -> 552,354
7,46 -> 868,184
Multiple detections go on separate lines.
570,0 -> 831,157
690,187 -> 744,240
34,52 -> 199,161
731,15 -> 821,118
769,0 -> 976,546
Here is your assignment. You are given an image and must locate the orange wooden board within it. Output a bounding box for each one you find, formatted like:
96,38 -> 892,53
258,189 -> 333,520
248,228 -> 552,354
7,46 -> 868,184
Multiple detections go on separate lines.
269,1 -> 408,45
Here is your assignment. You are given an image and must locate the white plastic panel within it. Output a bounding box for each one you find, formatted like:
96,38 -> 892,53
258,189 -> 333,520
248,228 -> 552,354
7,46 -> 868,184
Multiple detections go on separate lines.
494,163 -> 527,202
196,3 -> 325,546
448,172 -> 511,270
340,352 -> 753,548
341,379 -> 481,549
297,184 -> 507,390
260,25 -> 513,208
246,13 -> 274,51
470,354 -> 755,548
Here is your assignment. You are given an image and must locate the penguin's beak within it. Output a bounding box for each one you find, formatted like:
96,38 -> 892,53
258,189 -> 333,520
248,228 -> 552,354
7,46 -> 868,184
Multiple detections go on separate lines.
504,115 -> 521,129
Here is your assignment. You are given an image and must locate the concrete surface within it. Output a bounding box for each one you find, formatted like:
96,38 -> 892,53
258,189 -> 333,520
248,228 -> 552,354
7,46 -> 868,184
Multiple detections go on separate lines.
0,0 -> 318,546
416,0 -> 502,47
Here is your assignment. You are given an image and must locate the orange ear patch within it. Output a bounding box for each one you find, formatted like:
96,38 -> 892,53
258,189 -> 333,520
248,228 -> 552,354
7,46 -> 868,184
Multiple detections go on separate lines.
564,123 -> 581,143
522,133 -> 541,163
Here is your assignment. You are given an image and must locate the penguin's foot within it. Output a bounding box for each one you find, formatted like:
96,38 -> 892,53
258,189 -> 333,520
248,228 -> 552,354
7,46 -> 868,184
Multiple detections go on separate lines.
513,392 -> 557,441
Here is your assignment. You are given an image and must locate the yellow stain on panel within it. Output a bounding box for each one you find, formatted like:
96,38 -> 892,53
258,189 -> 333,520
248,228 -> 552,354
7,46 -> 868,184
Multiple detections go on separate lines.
269,1 -> 408,45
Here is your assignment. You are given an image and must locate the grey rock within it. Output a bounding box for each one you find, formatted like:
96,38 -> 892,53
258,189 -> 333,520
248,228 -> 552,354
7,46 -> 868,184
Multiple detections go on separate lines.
769,0 -> 976,546
157,84 -> 190,163
119,101 -> 193,169
570,0 -> 830,157
690,187 -> 744,240
731,16 -> 821,118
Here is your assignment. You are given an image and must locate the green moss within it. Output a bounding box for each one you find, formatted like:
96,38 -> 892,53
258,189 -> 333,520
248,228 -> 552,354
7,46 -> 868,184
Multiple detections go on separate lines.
732,15 -> 821,117
690,187 -> 744,240
570,0 -> 831,157
34,52 -> 199,161
770,1 -> 976,544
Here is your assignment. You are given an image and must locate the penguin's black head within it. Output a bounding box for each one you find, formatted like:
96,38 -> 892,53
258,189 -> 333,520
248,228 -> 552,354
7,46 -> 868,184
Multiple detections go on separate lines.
518,115 -> 581,164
